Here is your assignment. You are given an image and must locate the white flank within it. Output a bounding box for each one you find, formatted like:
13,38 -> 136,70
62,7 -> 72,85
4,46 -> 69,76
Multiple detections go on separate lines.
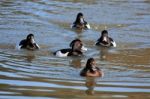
35,43 -> 40,49
70,24 -> 74,28
56,51 -> 69,57
111,41 -> 117,47
86,23 -> 91,29
16,43 -> 21,50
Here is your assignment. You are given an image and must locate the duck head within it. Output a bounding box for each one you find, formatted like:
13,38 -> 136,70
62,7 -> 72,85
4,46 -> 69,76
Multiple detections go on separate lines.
100,30 -> 111,45
70,39 -> 87,52
101,30 -> 109,42
26,33 -> 38,50
26,34 -> 35,44
76,12 -> 85,25
80,58 -> 103,77
86,58 -> 97,73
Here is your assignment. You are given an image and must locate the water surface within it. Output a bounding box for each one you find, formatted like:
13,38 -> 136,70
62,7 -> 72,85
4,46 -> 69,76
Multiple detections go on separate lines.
0,0 -> 150,99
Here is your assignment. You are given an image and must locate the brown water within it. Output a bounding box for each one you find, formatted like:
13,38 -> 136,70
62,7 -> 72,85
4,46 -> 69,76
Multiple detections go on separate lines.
0,0 -> 150,99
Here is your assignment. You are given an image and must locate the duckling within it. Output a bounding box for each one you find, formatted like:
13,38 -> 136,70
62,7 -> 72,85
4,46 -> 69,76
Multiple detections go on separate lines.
54,39 -> 87,57
18,34 -> 40,50
80,58 -> 103,77
72,12 -> 90,30
96,30 -> 116,47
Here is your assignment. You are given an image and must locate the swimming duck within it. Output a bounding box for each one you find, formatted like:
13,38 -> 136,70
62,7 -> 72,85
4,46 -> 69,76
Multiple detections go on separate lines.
18,34 -> 40,50
95,30 -> 116,47
80,58 -> 103,77
72,12 -> 90,30
54,39 -> 87,57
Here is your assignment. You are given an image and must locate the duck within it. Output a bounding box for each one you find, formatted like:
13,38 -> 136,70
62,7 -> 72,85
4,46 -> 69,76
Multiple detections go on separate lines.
80,58 -> 103,77
95,30 -> 116,47
18,34 -> 40,50
54,39 -> 87,57
72,12 -> 90,30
